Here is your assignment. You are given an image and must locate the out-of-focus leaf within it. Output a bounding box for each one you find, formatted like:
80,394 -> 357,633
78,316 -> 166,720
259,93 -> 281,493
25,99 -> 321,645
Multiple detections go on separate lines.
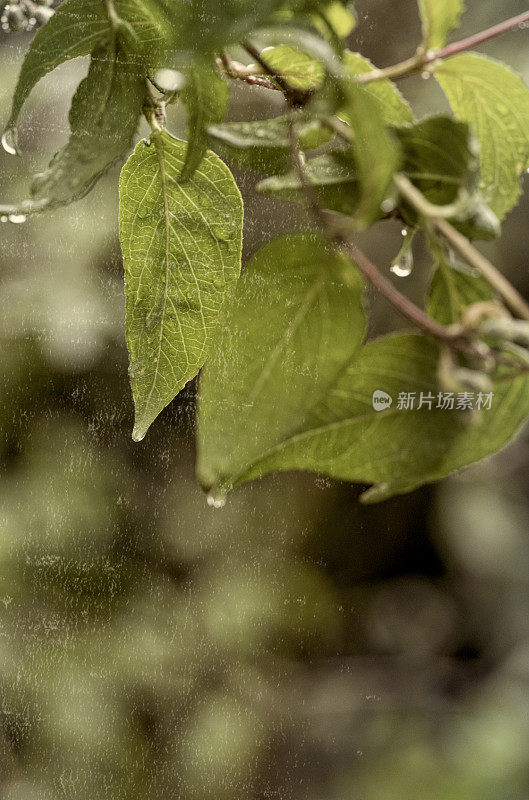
395,115 -> 500,239
119,131 -> 243,441
6,0 -> 108,138
208,117 -> 332,174
313,0 -> 356,40
435,54 -> 529,219
343,51 -> 413,125
180,57 -> 229,182
30,42 -> 144,207
418,0 -> 464,50
257,151 -> 360,214
337,82 -> 401,227
396,116 -> 474,204
427,240 -> 494,326
197,232 -> 366,495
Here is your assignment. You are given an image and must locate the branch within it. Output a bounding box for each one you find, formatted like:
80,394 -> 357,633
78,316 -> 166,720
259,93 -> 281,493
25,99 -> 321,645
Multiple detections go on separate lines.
357,9 -> 529,85
287,130 -> 482,356
217,53 -> 281,92
394,174 -> 529,322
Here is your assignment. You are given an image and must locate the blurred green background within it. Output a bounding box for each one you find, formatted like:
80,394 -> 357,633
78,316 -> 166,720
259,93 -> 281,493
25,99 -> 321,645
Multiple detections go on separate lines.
2,1 -> 529,798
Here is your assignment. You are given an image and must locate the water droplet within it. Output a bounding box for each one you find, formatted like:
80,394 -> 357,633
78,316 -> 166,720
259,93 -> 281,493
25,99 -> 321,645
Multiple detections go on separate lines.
390,262 -> 412,277
380,198 -> 395,214
132,427 -> 146,442
207,494 -> 226,509
1,128 -> 18,156
153,68 -> 185,93
421,71 -> 431,80
8,213 -> 26,224
0,215 -> 7,223
391,229 -> 415,277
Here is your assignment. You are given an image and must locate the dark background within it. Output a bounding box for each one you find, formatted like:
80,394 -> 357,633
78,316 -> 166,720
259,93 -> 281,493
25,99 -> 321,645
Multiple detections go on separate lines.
1,1 -> 529,797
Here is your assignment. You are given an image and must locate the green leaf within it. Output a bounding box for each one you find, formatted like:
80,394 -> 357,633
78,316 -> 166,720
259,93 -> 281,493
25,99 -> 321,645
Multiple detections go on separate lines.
418,0 -> 464,50
313,1 -> 356,41
257,152 -> 360,214
258,73 -> 401,224
199,293 -> 529,500
208,117 -> 332,175
427,241 -> 494,326
343,51 -> 413,125
258,44 -> 325,90
6,0 -> 174,138
179,57 -> 229,182
6,0 -> 108,137
394,115 -> 500,239
197,232 -> 366,493
336,82 -> 401,228
119,131 -> 243,441
30,41 -> 144,207
435,54 -> 529,219
395,116 -> 475,205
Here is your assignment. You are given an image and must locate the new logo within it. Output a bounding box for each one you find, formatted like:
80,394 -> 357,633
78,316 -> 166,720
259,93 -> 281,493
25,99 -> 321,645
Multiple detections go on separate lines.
372,390 -> 393,411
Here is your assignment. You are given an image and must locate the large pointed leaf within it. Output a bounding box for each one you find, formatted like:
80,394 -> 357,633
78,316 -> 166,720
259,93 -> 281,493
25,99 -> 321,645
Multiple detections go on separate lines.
198,235 -> 529,503
435,54 -> 529,219
120,131 -> 243,441
240,334 -> 529,503
30,41 -> 145,207
197,233 -> 366,494
6,0 -> 172,137
6,0 -> 108,136
179,57 -> 229,182
417,0 -> 464,51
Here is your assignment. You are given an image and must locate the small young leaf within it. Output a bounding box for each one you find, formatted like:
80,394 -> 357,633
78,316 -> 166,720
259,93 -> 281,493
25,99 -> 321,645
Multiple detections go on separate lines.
435,54 -> 529,219
179,57 -> 229,182
30,41 -> 145,207
313,1 -> 356,41
343,51 -> 413,125
197,232 -> 366,493
120,131 -> 243,441
418,0 -> 464,51
209,117 -> 332,175
427,241 -> 494,326
258,45 -> 325,90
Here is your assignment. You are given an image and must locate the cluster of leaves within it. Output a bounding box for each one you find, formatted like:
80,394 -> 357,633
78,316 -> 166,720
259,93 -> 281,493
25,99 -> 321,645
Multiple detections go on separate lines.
4,0 -> 529,502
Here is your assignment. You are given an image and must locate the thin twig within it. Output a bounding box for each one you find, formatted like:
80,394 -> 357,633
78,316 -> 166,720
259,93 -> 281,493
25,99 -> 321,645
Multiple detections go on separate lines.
424,9 -> 529,64
357,9 -> 529,85
287,129 -> 481,355
394,174 -> 529,321
217,53 -> 281,92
